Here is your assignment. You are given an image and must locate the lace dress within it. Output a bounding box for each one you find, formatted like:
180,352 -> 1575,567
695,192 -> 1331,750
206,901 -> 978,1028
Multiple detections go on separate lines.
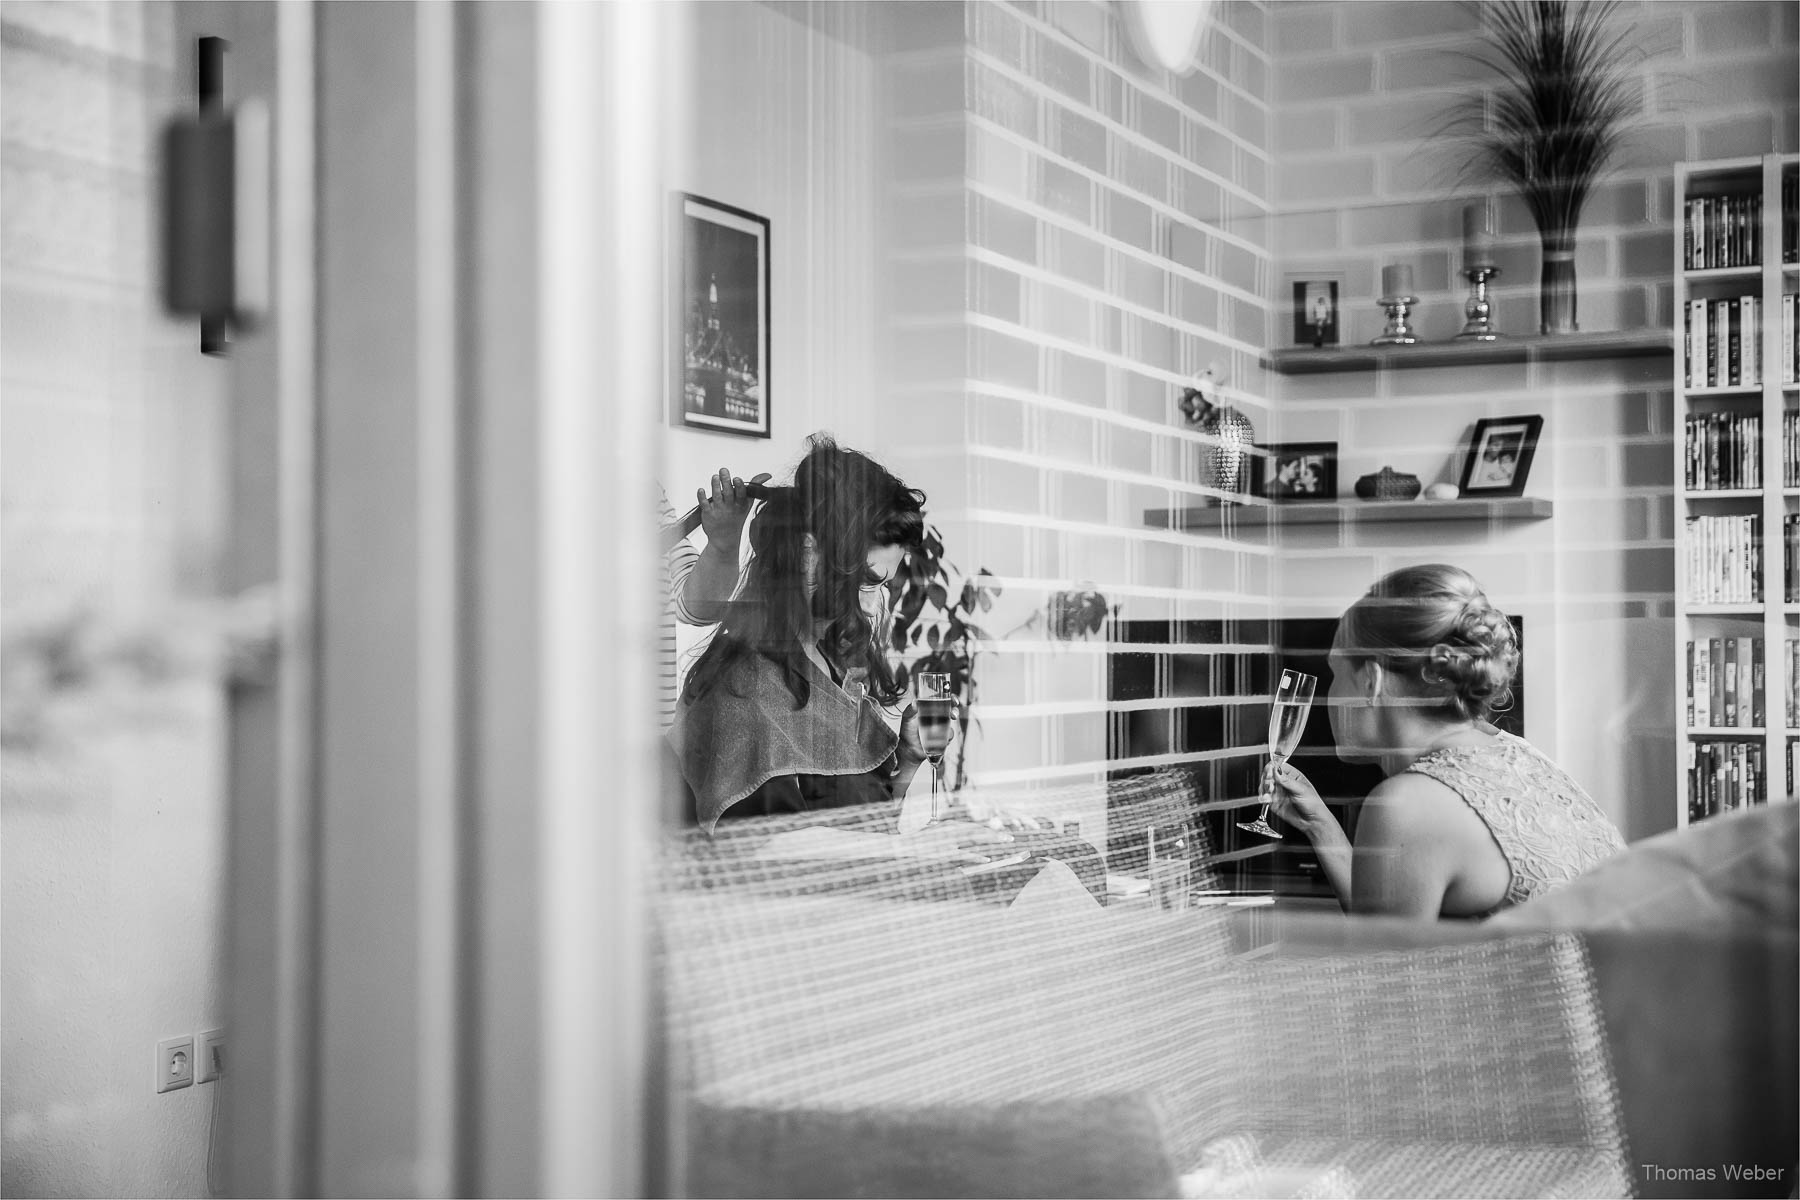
1404,733 -> 1626,910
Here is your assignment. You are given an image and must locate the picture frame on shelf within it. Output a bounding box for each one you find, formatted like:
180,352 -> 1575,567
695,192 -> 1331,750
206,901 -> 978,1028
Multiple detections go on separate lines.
1458,415 -> 1544,498
1289,276 -> 1342,347
675,193 -> 771,439
1251,442 -> 1339,502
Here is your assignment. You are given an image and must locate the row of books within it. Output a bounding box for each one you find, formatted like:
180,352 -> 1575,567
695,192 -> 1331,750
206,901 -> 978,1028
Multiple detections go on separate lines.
1787,414 -> 1800,487
1683,514 -> 1762,604
1787,516 -> 1800,603
1684,193 -> 1763,270
1684,294 -> 1800,388
1683,412 -> 1763,490
1684,636 -> 1766,728
1785,639 -> 1800,726
1685,740 -> 1769,820
1787,172 -> 1799,264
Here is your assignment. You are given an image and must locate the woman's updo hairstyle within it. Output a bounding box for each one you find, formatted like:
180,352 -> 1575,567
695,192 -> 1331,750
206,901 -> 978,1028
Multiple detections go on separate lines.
1336,564 -> 1520,722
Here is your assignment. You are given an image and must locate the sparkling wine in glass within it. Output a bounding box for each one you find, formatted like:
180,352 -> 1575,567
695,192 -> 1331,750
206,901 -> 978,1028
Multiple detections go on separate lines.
915,672 -> 956,820
1238,668 -> 1317,839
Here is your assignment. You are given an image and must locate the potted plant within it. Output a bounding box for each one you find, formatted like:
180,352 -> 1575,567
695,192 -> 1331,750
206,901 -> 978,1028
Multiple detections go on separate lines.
889,525 -> 999,793
1446,0 -> 1638,334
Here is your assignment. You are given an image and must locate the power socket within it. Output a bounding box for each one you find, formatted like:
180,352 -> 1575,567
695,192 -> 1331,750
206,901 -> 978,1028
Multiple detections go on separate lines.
196,1028 -> 225,1083
156,1035 -> 195,1093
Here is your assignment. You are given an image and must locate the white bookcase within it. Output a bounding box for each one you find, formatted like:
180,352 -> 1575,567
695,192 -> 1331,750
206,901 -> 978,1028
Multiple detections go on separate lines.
1673,152 -> 1800,821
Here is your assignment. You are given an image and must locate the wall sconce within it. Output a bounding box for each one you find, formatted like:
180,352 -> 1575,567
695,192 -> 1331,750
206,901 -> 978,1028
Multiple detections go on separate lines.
1118,0 -> 1218,76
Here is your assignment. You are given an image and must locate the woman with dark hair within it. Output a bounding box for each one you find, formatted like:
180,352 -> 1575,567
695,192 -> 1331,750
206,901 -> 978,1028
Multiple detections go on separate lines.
669,435 -> 937,830
1268,564 -> 1624,918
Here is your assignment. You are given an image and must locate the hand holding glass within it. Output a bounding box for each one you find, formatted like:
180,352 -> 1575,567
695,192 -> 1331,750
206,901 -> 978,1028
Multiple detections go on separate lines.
915,672 -> 956,820
1238,669 -> 1316,839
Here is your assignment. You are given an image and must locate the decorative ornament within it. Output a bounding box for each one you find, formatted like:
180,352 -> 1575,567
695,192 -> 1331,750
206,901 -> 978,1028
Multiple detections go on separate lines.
1178,364 -> 1255,497
1354,467 -> 1423,501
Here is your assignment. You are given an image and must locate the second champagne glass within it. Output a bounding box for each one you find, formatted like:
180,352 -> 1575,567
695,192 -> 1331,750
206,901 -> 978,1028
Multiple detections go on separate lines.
1237,668 -> 1317,839
915,672 -> 956,821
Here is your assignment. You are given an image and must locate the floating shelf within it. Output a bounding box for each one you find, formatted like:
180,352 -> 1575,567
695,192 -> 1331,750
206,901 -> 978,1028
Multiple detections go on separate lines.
1146,496 -> 1553,531
1262,329 -> 1673,375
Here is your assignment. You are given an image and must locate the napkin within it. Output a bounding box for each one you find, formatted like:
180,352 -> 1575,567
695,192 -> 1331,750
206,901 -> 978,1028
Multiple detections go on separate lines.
1005,858 -> 1103,921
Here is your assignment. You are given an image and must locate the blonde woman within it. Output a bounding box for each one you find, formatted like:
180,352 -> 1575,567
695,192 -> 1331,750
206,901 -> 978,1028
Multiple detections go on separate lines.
1269,564 -> 1624,918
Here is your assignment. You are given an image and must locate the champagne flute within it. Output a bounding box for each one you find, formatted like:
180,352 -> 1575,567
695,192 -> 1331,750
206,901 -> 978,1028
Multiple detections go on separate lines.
915,672 -> 956,821
1238,668 -> 1317,839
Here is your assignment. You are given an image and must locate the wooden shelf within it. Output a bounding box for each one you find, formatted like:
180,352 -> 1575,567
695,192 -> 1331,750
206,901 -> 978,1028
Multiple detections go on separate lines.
1146,496 -> 1553,531
1262,328 -> 1673,375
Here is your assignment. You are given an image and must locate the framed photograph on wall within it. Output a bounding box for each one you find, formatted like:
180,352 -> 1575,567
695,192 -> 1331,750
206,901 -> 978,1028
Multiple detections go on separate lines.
1289,276 -> 1341,347
1458,415 -> 1544,498
675,193 -> 771,438
1251,442 -> 1339,502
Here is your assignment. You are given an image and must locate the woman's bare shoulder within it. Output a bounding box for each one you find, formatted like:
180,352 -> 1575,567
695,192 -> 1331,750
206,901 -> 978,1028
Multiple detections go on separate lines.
1361,771 -> 1490,843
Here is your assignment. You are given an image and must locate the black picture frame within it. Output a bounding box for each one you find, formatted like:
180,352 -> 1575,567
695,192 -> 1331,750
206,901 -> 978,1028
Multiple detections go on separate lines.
675,193 -> 771,438
1290,278 -> 1340,347
1458,415 -> 1544,497
1251,442 -> 1339,502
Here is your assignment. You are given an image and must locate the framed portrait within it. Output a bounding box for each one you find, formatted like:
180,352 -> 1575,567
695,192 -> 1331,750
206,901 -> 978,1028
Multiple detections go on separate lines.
675,193 -> 771,438
1459,415 -> 1544,498
1289,276 -> 1341,347
1251,442 -> 1339,502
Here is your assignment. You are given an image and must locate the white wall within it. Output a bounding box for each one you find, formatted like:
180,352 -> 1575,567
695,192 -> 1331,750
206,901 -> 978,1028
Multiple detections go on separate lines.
1,2 -> 228,1194
660,1 -> 884,517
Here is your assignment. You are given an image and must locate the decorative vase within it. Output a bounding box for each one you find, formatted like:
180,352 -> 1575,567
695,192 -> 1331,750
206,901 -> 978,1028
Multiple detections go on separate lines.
1539,233 -> 1578,334
1354,467 -> 1422,501
1198,404 -> 1255,495
1179,371 -> 1255,498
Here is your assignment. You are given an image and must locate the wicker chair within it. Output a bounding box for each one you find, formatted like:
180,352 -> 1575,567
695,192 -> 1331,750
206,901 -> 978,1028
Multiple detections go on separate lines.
654,860 -> 1632,1198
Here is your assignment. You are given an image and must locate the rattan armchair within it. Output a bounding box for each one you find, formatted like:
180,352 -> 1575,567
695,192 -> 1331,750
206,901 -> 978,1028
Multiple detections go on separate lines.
653,858 -> 1632,1198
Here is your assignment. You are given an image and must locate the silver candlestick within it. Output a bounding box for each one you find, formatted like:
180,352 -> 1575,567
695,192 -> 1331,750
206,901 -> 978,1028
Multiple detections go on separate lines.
1370,294 -> 1419,346
1454,265 -> 1502,341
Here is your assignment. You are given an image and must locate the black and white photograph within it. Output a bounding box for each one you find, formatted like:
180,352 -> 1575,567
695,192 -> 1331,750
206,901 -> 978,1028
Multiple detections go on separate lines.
1460,415 -> 1544,497
1291,276 -> 1341,346
677,193 -> 771,438
1253,441 -> 1339,501
7,3 -> 1790,1197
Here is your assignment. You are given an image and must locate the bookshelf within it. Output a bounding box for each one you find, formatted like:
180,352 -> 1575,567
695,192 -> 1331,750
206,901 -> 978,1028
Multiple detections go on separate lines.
1673,152 -> 1800,821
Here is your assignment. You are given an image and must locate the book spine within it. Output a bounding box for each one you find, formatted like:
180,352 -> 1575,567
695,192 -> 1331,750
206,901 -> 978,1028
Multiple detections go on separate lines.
1692,297 -> 1710,387
1696,633 -> 1713,726
1712,298 -> 1730,388
1786,293 -> 1797,384
1711,636 -> 1725,728
1740,295 -> 1757,389
1724,637 -> 1739,727
1753,637 -> 1765,729
1686,639 -> 1696,726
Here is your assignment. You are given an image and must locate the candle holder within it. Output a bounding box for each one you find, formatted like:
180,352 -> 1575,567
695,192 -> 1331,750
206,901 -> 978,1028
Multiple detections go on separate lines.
1370,294 -> 1419,346
1455,265 -> 1502,341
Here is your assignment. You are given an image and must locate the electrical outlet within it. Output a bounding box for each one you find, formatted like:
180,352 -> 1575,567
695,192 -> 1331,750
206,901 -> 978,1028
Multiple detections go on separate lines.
156,1035 -> 195,1093
196,1028 -> 225,1083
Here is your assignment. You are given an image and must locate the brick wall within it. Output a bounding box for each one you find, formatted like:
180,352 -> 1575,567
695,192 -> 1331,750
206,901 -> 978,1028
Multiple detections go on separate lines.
1265,0 -> 1799,836
880,0 -> 1275,818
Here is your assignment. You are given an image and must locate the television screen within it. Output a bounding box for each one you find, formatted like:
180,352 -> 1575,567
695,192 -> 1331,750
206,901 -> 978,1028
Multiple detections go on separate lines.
1107,615 -> 1524,898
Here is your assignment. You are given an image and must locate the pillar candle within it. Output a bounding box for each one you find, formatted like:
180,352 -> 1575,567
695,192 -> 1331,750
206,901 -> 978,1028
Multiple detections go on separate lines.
1462,203 -> 1496,269
1380,263 -> 1413,299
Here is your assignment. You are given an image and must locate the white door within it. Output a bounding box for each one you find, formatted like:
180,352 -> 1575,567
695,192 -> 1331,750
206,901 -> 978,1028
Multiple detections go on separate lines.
167,3 -> 666,1195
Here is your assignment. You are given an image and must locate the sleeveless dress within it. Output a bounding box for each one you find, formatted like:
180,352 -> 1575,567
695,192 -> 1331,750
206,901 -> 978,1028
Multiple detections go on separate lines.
1404,732 -> 1626,911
